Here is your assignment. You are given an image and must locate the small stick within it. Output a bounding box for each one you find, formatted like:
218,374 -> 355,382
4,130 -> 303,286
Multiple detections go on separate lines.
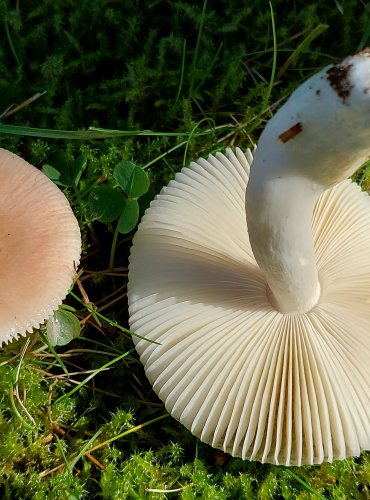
0,91 -> 47,118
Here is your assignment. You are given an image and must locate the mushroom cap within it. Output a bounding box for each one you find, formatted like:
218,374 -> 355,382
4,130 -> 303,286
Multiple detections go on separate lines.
128,148 -> 370,465
0,148 -> 81,345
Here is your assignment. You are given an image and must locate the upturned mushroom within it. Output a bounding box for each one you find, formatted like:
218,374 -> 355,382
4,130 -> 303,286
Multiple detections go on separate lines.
0,148 -> 81,345
128,51 -> 370,465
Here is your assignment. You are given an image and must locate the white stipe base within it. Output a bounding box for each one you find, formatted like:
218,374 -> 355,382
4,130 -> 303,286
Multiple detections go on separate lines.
128,148 -> 370,466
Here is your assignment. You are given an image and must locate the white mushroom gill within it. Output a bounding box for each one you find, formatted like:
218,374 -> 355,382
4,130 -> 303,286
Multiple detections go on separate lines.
128,51 -> 370,465
246,50 -> 370,312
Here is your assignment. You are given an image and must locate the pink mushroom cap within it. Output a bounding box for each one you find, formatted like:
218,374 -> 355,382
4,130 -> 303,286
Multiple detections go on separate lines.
0,148 -> 81,345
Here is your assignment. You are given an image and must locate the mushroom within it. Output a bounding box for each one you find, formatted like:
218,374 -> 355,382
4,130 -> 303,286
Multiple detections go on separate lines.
128,51 -> 370,465
0,148 -> 81,345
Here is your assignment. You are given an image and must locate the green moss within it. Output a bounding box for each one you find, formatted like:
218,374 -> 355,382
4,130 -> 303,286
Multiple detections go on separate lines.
0,0 -> 369,498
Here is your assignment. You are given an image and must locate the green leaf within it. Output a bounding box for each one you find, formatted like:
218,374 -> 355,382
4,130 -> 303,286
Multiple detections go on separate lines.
72,153 -> 87,187
114,161 -> 149,198
89,185 -> 126,223
44,148 -> 87,187
117,199 -> 139,233
42,164 -> 61,183
46,309 -> 81,347
47,148 -> 71,187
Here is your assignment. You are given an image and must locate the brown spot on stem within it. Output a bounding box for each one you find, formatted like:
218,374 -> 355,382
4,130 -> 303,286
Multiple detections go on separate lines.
278,122 -> 302,143
316,89 -> 321,96
327,63 -> 353,102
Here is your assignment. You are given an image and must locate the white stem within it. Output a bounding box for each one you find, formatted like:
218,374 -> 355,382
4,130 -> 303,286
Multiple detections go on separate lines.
246,50 -> 370,313
246,175 -> 322,313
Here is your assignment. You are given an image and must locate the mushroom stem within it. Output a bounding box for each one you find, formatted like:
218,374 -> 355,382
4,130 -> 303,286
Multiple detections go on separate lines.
246,50 -> 370,313
246,175 -> 322,313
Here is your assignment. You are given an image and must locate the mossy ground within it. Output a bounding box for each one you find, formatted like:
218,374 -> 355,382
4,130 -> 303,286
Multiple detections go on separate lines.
0,0 -> 370,498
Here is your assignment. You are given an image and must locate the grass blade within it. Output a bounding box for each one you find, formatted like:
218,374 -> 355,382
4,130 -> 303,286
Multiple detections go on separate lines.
53,349 -> 133,405
282,469 -> 327,499
85,414 -> 170,454
189,0 -> 208,98
276,24 -> 329,80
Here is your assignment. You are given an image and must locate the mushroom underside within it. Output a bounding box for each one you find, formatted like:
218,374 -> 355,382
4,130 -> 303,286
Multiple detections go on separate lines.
128,148 -> 370,466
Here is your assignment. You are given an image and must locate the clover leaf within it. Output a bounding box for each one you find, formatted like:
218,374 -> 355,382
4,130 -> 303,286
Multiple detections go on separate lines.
89,160 -> 150,234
